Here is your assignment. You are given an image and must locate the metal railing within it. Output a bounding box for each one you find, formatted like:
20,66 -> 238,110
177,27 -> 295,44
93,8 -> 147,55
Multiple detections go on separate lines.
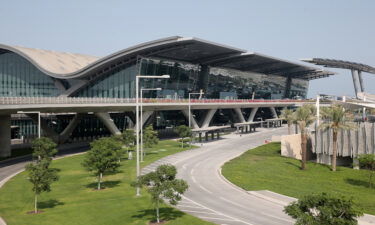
0,96 -> 308,105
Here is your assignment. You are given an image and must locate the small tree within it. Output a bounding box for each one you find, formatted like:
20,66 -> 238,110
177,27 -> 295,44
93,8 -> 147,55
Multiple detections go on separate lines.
284,193 -> 363,225
26,160 -> 59,213
143,125 -> 159,156
133,164 -> 188,224
293,104 -> 316,170
319,105 -> 356,171
280,108 -> 294,135
31,137 -> 58,163
175,125 -> 192,148
122,129 -> 136,147
26,137 -> 59,213
82,137 -> 122,190
358,154 -> 375,188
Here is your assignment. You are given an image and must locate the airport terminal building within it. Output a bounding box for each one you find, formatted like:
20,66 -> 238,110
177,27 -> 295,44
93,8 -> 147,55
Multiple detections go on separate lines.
0,36 -> 333,155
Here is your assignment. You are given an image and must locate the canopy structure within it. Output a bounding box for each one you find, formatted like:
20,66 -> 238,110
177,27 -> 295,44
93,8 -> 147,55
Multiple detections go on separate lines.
302,58 -> 375,98
0,36 -> 334,81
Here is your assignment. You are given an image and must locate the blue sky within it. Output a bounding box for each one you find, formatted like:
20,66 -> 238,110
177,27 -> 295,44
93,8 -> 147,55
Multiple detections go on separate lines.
1,0 -> 374,98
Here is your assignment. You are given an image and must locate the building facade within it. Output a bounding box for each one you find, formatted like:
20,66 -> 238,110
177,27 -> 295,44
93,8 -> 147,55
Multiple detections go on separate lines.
0,36 -> 333,150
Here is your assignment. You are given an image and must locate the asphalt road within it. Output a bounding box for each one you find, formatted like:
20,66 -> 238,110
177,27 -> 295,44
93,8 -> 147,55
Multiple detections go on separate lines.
142,127 -> 294,225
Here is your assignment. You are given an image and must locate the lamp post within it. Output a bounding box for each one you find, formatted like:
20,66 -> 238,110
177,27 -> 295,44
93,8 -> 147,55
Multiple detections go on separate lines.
188,90 -> 204,128
18,111 -> 40,138
140,87 -> 162,162
135,74 -> 169,196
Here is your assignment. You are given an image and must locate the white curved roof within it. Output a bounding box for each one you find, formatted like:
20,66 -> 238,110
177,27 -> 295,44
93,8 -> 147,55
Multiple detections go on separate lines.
0,45 -> 99,75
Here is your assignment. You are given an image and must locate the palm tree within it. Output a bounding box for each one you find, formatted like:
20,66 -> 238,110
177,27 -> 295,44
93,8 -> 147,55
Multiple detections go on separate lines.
293,104 -> 316,170
280,108 -> 294,135
319,105 -> 356,171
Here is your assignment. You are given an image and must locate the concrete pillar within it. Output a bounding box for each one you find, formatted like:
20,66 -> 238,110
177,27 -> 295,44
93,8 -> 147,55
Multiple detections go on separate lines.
201,109 -> 217,128
247,107 -> 259,122
95,112 -> 121,135
351,69 -> 361,98
358,71 -> 365,92
0,115 -> 11,157
234,108 -> 246,123
132,111 -> 154,129
182,110 -> 199,129
59,113 -> 84,143
270,107 -> 278,119
205,132 -> 208,141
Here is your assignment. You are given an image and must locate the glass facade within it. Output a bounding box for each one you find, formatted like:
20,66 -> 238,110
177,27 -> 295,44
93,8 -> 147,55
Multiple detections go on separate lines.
0,52 -> 61,97
139,58 -> 200,98
74,57 -> 308,99
76,63 -> 137,98
139,57 -> 308,99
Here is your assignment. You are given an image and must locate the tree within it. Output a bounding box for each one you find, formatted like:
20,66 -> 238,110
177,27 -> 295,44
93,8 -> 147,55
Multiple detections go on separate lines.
280,108 -> 294,135
358,154 -> 375,188
122,129 -> 136,147
293,104 -> 315,170
133,164 -> 188,223
319,105 -> 356,171
26,161 -> 59,213
143,125 -> 159,155
175,125 -> 192,148
284,193 -> 363,225
26,137 -> 59,213
82,137 -> 122,190
31,137 -> 58,163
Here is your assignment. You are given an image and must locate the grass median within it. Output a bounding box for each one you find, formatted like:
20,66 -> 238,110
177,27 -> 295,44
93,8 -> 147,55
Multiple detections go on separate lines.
0,140 -> 214,225
222,142 -> 375,215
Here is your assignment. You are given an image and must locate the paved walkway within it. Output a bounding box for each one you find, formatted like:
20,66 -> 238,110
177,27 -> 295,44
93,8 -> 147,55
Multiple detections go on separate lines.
142,127 -> 375,225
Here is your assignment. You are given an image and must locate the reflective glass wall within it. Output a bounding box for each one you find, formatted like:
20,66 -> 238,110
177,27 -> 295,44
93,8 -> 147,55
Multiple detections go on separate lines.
139,58 -> 200,98
0,52 -> 61,97
76,63 -> 137,98
74,57 -> 308,99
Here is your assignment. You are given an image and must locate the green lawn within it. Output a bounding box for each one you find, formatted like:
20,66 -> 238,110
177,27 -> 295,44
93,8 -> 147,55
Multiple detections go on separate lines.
0,140 -> 213,225
222,142 -> 375,215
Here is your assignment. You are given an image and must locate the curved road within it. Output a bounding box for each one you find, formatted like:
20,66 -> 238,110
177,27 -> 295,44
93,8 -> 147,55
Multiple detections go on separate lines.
142,127 -> 294,225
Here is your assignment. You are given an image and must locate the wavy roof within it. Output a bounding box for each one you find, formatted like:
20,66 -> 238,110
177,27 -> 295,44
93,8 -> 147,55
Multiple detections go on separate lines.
0,36 -> 334,80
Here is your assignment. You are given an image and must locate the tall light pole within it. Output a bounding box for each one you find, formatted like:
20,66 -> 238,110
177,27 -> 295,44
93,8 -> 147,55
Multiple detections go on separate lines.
140,87 -> 162,162
188,90 -> 204,128
135,74 -> 169,196
18,111 -> 41,138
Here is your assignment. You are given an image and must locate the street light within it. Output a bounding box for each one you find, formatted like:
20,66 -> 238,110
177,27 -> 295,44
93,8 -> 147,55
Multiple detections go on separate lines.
135,74 -> 169,196
188,90 -> 204,128
140,87 -> 162,162
17,111 -> 41,138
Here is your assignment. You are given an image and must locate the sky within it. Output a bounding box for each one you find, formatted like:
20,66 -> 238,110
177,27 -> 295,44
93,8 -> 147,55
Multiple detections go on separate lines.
1,0 -> 374,98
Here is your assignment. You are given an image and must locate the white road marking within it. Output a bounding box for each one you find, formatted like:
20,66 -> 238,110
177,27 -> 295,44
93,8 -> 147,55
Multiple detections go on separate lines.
182,195 -> 254,225
181,210 -> 218,215
178,205 -> 205,209
199,184 -> 213,194
199,216 -> 238,222
191,176 -> 197,183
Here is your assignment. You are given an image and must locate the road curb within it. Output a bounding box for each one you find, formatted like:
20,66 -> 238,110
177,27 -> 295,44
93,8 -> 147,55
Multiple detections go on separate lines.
217,143 -> 375,225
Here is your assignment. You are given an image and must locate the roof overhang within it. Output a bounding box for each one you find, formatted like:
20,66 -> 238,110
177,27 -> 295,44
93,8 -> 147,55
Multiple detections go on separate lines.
0,36 -> 335,81
302,58 -> 375,74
